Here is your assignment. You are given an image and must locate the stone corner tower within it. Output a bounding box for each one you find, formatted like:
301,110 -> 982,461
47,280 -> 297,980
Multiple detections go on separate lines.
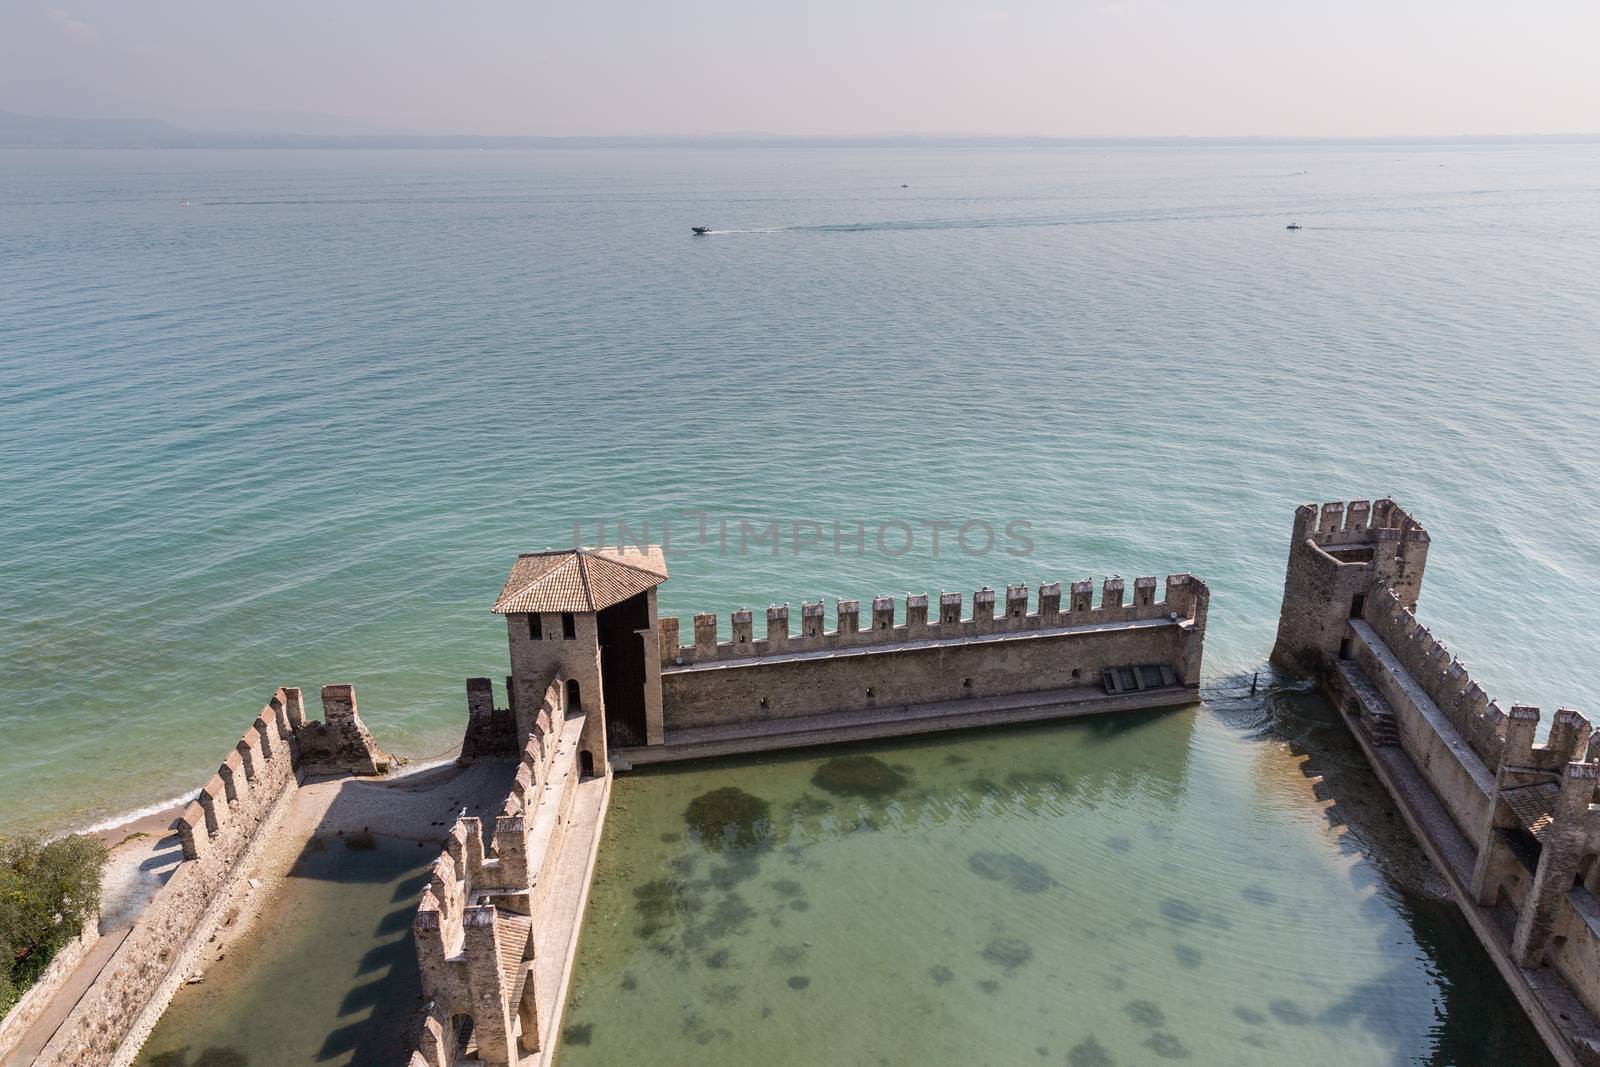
1270,497 -> 1430,674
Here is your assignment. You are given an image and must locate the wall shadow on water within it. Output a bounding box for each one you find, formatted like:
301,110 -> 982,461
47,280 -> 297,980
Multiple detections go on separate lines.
138,762 -> 517,1067
294,760 -> 518,1065
295,836 -> 432,1065
1239,673 -> 1558,1067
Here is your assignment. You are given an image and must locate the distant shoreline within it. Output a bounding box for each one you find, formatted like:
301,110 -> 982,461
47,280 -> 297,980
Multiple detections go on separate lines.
3,111 -> 1599,152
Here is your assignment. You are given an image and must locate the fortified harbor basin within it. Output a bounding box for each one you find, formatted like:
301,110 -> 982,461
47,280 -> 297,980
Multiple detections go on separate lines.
21,501 -> 1594,1066
137,688 -> 1551,1065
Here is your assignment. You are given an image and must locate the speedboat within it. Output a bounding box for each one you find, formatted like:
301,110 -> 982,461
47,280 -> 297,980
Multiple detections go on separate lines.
691,226 -> 711,235
1286,223 -> 1302,230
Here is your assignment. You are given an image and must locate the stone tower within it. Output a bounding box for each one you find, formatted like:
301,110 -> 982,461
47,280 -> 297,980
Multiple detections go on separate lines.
1270,497 -> 1429,673
491,545 -> 668,773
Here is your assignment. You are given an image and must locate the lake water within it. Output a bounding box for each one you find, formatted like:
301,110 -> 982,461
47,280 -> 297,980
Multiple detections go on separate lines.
2,143 -> 1597,832
1,142 -> 1596,1062
561,692 -> 1553,1065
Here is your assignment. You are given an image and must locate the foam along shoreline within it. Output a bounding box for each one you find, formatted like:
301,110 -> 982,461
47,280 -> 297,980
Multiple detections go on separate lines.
78,734 -> 458,841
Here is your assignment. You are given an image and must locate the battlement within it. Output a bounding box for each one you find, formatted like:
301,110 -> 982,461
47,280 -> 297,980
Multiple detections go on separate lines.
1278,499 -> 1600,1045
1360,585 -> 1513,769
1297,496 -> 1429,549
659,574 -> 1208,668
294,684 -> 391,777
175,684 -> 385,861
409,685 -> 585,1067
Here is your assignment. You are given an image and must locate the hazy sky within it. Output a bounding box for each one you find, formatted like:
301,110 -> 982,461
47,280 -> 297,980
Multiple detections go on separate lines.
2,0 -> 1597,137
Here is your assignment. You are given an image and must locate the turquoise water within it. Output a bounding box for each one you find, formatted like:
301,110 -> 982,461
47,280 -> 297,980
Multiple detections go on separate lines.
2,144 -> 1598,834
562,696 -> 1554,1065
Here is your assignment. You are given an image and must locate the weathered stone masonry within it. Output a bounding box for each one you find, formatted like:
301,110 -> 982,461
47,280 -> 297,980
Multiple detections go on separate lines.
1274,498 -> 1600,1067
488,546 -> 1207,777
24,686 -> 388,1067
397,545 -> 1210,1066
657,574 -> 1207,733
408,677 -> 582,1067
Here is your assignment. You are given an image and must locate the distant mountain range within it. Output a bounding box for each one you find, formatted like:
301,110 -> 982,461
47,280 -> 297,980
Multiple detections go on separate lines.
2,110 -> 1597,150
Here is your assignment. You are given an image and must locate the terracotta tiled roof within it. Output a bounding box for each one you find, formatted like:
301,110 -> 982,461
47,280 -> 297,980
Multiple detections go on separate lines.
491,545 -> 667,614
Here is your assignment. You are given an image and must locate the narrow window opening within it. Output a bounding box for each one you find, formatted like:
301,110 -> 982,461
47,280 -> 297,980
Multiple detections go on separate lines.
1338,637 -> 1352,661
579,750 -> 595,777
562,612 -> 576,639
962,677 -> 972,689
528,613 -> 542,640
1350,593 -> 1366,619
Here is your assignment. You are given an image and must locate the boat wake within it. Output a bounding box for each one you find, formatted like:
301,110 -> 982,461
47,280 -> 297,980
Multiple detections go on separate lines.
695,207 -> 1301,238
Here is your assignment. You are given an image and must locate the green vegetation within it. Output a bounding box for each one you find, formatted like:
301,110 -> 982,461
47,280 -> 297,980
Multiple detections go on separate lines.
1,833 -> 107,1015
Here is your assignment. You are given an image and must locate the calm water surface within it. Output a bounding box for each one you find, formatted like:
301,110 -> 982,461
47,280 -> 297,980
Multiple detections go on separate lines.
561,691 -> 1552,1066
2,144 -> 1597,832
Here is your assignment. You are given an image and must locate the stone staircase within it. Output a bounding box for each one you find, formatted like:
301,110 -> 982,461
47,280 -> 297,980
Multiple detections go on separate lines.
1337,661 -> 1399,747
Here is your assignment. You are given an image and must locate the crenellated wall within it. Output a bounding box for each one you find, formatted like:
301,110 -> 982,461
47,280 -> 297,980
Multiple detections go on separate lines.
662,574 -> 1205,667
1361,585 -> 1510,771
34,685 -> 388,1067
409,677 -> 583,1067
656,575 -> 1207,733
1279,497 -> 1600,1064
460,675 -> 521,763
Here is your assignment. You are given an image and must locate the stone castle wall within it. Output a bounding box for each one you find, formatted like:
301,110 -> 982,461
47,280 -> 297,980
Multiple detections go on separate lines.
31,686 -> 387,1067
410,677 -> 579,1067
1362,585 -> 1510,771
659,576 -> 1207,731
1279,498 -> 1600,1062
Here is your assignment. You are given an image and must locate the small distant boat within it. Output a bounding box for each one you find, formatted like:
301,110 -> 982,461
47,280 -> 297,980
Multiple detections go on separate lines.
1285,223 -> 1302,230
901,184 -> 909,188
691,226 -> 711,235
179,199 -> 192,207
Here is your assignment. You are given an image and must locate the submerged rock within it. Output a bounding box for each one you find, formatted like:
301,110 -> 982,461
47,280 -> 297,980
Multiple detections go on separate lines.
1142,1031 -> 1190,1059
811,755 -> 909,798
980,936 -> 1033,971
1067,1037 -> 1115,1067
968,851 -> 1055,893
1124,999 -> 1165,1027
684,787 -> 772,852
